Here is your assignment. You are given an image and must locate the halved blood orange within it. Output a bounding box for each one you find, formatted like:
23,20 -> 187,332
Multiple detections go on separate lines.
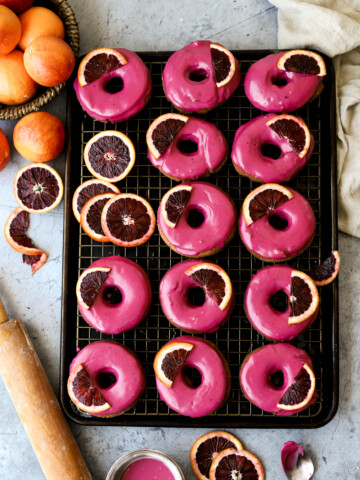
4,207 -> 41,255
210,44 -> 236,88
277,363 -> 316,411
309,250 -> 340,286
289,270 -> 319,325
185,263 -> 232,311
146,113 -> 188,160
277,50 -> 326,76
242,183 -> 294,226
209,448 -> 265,480
84,131 -> 135,183
67,363 -> 111,414
80,193 -> 116,242
23,252 -> 47,275
153,341 -> 194,388
78,48 -> 128,87
76,266 -> 111,311
13,163 -> 63,214
160,184 -> 193,228
101,193 -> 156,247
266,114 -> 311,159
191,431 -> 243,480
72,179 -> 120,223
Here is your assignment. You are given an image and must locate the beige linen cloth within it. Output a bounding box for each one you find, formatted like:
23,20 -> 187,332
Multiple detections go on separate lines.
268,0 -> 360,237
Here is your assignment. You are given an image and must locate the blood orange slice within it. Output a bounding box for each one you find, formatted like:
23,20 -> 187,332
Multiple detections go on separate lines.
309,250 -> 340,286
67,363 -> 111,414
153,341 -> 194,388
277,363 -> 316,411
146,113 -> 188,160
78,48 -> 128,87
84,131 -> 135,183
191,431 -> 243,480
184,263 -> 232,311
72,179 -> 120,223
266,114 -> 311,159
13,163 -> 63,214
277,50 -> 326,76
4,207 -> 41,255
289,270 -> 319,325
23,252 -> 47,275
101,193 -> 156,247
76,266 -> 111,311
80,193 -> 116,242
209,448 -> 265,480
160,184 -> 193,228
210,43 -> 236,88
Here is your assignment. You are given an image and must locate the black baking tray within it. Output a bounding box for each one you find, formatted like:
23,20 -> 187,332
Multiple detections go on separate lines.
60,50 -> 338,428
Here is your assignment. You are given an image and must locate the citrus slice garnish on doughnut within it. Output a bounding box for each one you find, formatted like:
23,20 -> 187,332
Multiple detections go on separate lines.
288,270 -> 319,325
72,179 -> 120,223
13,164 -> 63,214
210,44 -> 236,88
101,193 -> 156,247
78,48 -> 128,87
80,193 -> 116,242
67,363 -> 111,414
209,448 -> 265,480
5,207 -> 42,255
309,250 -> 340,286
84,131 -> 136,183
22,252 -> 48,275
146,113 -> 188,160
160,184 -> 193,228
277,50 -> 326,76
242,183 -> 294,226
184,263 -> 232,311
153,341 -> 194,388
76,266 -> 111,310
191,431 -> 243,480
266,114 -> 311,159
276,363 -> 316,411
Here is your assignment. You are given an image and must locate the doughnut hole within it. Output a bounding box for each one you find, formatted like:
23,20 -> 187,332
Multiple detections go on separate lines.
188,67 -> 209,82
271,72 -> 289,87
270,289 -> 289,313
105,76 -> 124,94
96,369 -> 117,389
187,286 -> 206,307
187,208 -> 205,228
269,213 -> 289,231
177,134 -> 198,155
269,369 -> 284,389
102,286 -> 123,305
183,366 -> 202,388
261,143 -> 282,159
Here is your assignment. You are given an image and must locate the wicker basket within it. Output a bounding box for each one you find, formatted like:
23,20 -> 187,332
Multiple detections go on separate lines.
0,0 -> 80,120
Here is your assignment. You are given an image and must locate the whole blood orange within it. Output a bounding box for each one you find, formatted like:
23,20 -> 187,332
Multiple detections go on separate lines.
18,6 -> 65,51
0,5 -> 22,57
0,0 -> 33,13
0,128 -> 10,172
13,111 -> 65,163
0,50 -> 38,105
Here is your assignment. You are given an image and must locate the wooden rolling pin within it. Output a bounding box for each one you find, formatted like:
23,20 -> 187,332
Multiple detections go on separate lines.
0,298 -> 92,480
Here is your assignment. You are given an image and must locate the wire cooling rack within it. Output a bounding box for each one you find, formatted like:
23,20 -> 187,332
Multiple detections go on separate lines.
60,51 -> 338,428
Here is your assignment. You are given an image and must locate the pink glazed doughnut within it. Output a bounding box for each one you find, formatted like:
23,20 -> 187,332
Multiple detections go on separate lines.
244,52 -> 323,112
156,336 -> 231,417
73,48 -> 151,122
240,343 -> 317,416
69,341 -> 145,417
78,256 -> 152,335
162,40 -> 241,114
231,113 -> 314,183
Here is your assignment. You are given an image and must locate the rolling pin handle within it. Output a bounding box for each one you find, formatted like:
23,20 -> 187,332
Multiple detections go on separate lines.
0,297 -> 9,324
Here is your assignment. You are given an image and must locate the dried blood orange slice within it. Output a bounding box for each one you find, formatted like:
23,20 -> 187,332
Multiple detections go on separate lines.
209,448 -> 265,480
146,113 -> 188,159
277,50 -> 326,76
153,341 -> 194,388
309,250 -> 340,286
210,43 -> 236,88
84,131 -> 135,183
80,193 -> 116,242
67,363 -> 111,414
185,263 -> 232,311
191,431 -> 243,480
72,179 -> 120,223
101,193 -> 155,247
13,163 -> 63,214
23,252 -> 47,275
4,207 -> 42,255
266,114 -> 311,159
78,48 -> 128,87
277,363 -> 316,411
242,183 -> 294,226
76,266 -> 111,311
160,184 -> 193,228
289,270 -> 319,325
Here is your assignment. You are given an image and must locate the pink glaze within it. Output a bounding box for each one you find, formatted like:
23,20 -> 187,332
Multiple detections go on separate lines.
156,336 -> 230,417
240,343 -> 317,416
148,116 -> 227,180
239,188 -> 316,261
73,48 -> 151,122
158,181 -> 236,257
121,459 -> 174,480
281,441 -> 304,473
162,40 -> 240,113
231,113 -> 314,183
244,52 -> 323,112
160,260 -> 233,333
69,341 -> 144,416
245,265 -> 318,341
78,256 -> 152,335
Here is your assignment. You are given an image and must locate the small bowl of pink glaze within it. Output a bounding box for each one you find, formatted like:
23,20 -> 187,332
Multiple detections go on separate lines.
106,449 -> 185,480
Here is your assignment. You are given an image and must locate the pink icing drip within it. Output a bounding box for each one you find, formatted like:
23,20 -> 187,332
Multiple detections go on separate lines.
121,459 -> 174,480
281,441 -> 304,473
